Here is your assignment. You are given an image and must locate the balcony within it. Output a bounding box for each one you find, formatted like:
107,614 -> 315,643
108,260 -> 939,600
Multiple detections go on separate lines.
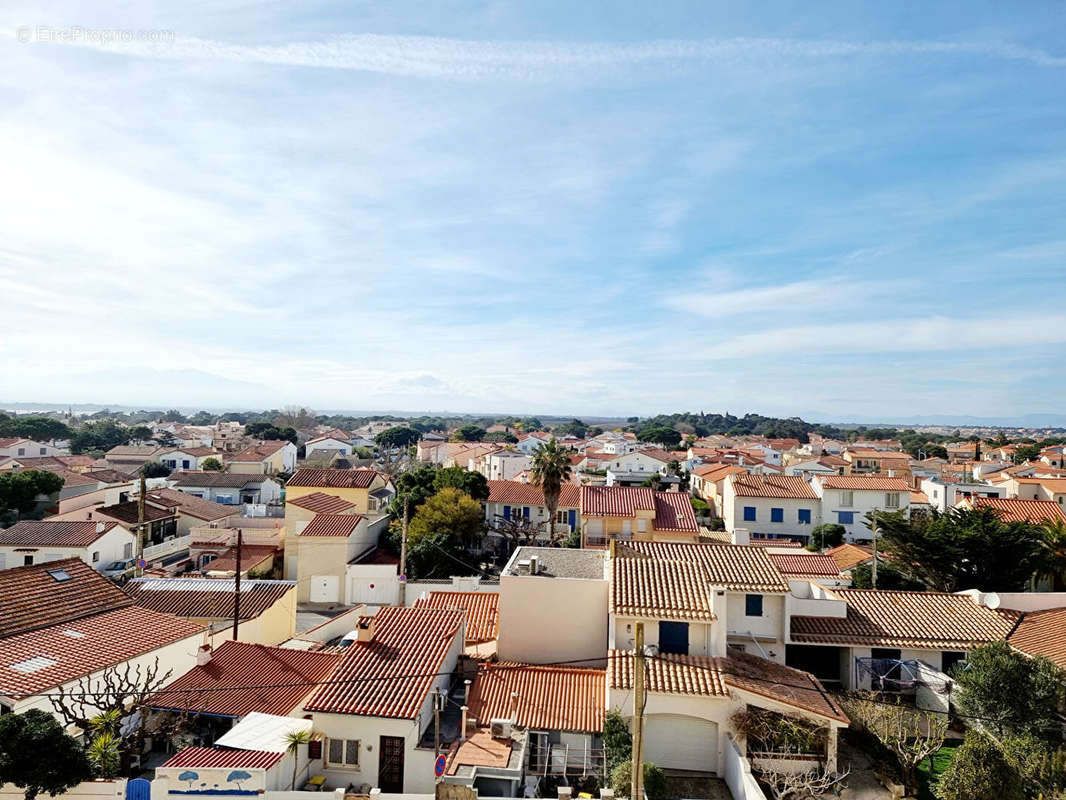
142,534 -> 191,562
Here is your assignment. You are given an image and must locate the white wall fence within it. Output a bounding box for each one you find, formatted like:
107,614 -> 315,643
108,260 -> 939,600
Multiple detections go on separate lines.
723,736 -> 768,800
143,535 -> 192,562
0,781 -> 126,800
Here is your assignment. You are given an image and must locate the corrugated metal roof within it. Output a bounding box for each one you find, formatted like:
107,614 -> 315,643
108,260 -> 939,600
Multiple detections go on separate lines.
149,640 -> 341,717
469,662 -> 605,733
125,578 -> 295,621
160,747 -> 283,770
0,521 -> 119,548
790,589 -> 1015,648
0,605 -> 203,697
414,591 -> 499,644
617,541 -> 790,593
287,469 -> 379,489
285,492 -> 357,514
303,606 -> 463,719
299,514 -> 364,537
611,559 -> 716,621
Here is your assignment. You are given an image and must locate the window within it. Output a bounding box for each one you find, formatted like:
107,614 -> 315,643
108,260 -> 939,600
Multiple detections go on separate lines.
39,448 -> 46,455
885,492 -> 900,509
745,594 -> 763,617
837,511 -> 855,525
123,542 -> 133,559
798,509 -> 812,524
636,518 -> 647,533
17,448 -> 24,456
327,738 -> 360,768
941,651 -> 966,676
840,491 -> 854,507
770,507 -> 784,523
91,551 -> 100,563
182,460 -> 190,469
555,510 -> 567,523
23,555 -> 33,566
743,506 -> 757,522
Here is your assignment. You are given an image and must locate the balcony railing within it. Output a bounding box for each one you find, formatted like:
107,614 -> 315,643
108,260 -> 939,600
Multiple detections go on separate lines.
528,744 -> 605,778
143,535 -> 191,562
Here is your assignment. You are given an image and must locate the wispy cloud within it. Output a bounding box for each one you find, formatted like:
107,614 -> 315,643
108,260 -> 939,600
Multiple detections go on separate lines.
4,31 -> 1064,80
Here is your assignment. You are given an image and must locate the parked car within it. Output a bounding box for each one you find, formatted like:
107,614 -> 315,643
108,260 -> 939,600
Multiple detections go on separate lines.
101,558 -> 137,583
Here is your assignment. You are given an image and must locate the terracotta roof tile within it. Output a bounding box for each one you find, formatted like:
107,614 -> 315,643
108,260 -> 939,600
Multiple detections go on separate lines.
469,662 -> 605,732
730,475 -> 818,499
651,492 -> 700,533
0,521 -> 120,548
768,553 -> 842,578
414,592 -> 499,644
790,589 -> 1014,648
125,578 -> 295,621
201,545 -> 277,574
487,481 -> 580,508
287,468 -> 380,489
94,500 -> 174,525
971,497 -> 1066,525
146,488 -> 234,521
303,606 -> 463,719
286,492 -> 356,514
826,543 -> 874,571
228,441 -> 289,461
819,476 -> 911,491
299,514 -> 364,537
611,558 -> 715,621
171,472 -> 275,489
1008,607 -> 1066,669
149,640 -> 341,717
617,541 -> 789,593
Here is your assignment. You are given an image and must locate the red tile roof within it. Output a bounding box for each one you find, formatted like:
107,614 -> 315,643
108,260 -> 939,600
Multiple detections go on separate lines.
228,441 -> 290,461
94,500 -> 174,525
299,514 -> 364,537
125,579 -> 295,621
468,662 -> 605,732
692,464 -> 747,481
146,488 -> 234,521
0,605 -> 203,697
582,486 -> 700,532
1007,607 -> 1066,669
971,497 -> 1066,525
286,492 -> 357,514
618,541 -> 790,593
201,545 -> 277,574
651,491 -> 700,533
768,553 -> 842,578
0,558 -> 133,637
160,747 -> 284,770
149,640 -> 341,717
790,589 -> 1014,648
611,558 -> 716,621
304,606 -> 463,719
0,521 -> 120,548
819,476 -> 911,491
414,592 -> 499,644
826,543 -> 874,571
171,472 -> 276,488
486,481 -> 580,508
609,650 -> 847,723
287,469 -> 380,489
446,730 -> 512,775
730,475 -> 818,500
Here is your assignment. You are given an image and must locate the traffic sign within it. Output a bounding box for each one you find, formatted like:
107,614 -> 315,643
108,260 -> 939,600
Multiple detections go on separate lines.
434,754 -> 447,777
399,574 -> 407,583
137,559 -> 147,568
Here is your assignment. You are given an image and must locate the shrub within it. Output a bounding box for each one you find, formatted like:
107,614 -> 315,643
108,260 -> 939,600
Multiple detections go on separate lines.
609,761 -> 667,800
935,731 -> 1023,800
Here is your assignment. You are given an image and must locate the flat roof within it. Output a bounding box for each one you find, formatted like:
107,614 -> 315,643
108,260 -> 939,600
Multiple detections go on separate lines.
504,547 -> 605,580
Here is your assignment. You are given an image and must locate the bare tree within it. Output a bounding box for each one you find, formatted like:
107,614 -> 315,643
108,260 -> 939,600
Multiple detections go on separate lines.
842,695 -> 947,794
48,657 -> 174,734
274,406 -> 316,431
491,513 -> 569,547
756,766 -> 850,800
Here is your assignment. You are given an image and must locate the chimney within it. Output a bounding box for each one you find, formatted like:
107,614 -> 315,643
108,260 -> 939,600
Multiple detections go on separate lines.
196,644 -> 213,666
732,527 -> 751,546
460,705 -> 469,741
95,522 -> 106,534
529,554 -> 539,575
510,691 -> 519,721
357,616 -> 376,642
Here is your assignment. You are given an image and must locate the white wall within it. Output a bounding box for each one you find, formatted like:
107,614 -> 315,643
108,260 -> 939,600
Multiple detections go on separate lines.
497,573 -> 607,665
722,486 -> 820,541
0,526 -> 136,571
725,593 -> 787,662
815,487 -> 908,542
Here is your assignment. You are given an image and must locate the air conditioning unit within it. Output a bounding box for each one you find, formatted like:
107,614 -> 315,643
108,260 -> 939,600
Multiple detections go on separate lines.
489,718 -> 512,739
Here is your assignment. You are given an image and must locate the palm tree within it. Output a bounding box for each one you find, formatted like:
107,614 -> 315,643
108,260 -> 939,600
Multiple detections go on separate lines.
88,731 -> 121,778
284,729 -> 314,790
530,436 -> 572,544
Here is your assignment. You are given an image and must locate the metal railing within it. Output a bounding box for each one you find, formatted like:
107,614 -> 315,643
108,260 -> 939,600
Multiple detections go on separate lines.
527,743 -> 606,778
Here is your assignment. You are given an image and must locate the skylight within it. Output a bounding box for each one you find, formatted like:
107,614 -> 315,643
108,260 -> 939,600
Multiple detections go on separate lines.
62,629 -> 86,638
10,656 -> 58,674
46,569 -> 72,582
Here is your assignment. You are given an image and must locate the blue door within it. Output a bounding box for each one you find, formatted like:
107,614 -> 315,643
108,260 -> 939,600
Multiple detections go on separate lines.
127,779 -> 151,800
659,621 -> 690,655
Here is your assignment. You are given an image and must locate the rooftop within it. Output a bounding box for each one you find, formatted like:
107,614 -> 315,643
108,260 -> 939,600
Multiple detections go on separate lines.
486,481 -> 580,508
616,541 -> 790,593
0,521 -> 120,549
228,440 -> 290,461
768,553 -> 843,578
125,578 -> 296,621
469,661 -> 605,733
299,513 -> 364,537
504,547 -> 606,580
146,488 -> 234,521
819,476 -> 911,491
611,558 -> 716,621
287,468 -> 380,489
730,475 -> 818,500
149,640 -> 341,717
414,591 -> 499,644
1007,607 -> 1066,669
285,492 -> 357,514
159,747 -> 284,770
826,543 -> 875,571
94,500 -> 174,525
790,589 -> 1015,648
970,497 -> 1066,525
201,545 -> 277,574
581,486 -> 699,532
170,472 -> 276,488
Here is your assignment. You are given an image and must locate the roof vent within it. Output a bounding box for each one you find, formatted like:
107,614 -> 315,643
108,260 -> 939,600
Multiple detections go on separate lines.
516,559 -> 531,575
529,555 -> 539,575
357,616 -> 376,642
196,644 -> 213,666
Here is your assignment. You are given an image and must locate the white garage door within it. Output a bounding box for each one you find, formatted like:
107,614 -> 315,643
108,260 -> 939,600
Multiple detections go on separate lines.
644,714 -> 719,773
310,575 -> 340,603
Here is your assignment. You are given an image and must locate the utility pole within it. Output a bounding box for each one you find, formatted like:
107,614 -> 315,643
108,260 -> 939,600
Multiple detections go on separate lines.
398,495 -> 410,605
632,622 -> 646,800
232,529 -> 243,640
870,514 -> 878,589
433,688 -> 442,757
136,473 -> 147,575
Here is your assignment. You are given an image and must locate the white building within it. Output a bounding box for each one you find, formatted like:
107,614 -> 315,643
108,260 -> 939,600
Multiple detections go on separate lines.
721,474 -> 821,543
480,451 -> 532,481
0,520 -> 136,570
812,475 -> 911,542
919,477 -> 1007,512
0,438 -> 60,459
160,447 -> 220,471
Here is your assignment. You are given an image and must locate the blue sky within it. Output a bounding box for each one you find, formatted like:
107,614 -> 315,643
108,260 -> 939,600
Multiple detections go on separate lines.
1,2 -> 1064,421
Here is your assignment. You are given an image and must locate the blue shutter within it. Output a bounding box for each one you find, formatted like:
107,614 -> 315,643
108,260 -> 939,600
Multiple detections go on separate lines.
523,507 -> 530,518
770,507 -> 784,523
568,509 -> 576,528
503,506 -> 511,520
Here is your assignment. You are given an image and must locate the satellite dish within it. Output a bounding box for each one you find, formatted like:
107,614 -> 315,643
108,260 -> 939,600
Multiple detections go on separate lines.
983,592 -> 1001,609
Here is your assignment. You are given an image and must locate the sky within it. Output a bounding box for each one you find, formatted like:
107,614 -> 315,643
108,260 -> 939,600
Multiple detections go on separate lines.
1,2 -> 1065,422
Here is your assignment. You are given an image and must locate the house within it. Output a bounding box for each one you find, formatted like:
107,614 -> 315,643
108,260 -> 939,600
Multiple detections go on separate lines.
484,481 -> 581,538
142,488 -> 237,535
302,606 -> 466,793
1040,445 -> 1066,469
959,496 -> 1066,525
305,435 -> 358,460
0,558 -> 204,720
0,520 -> 136,570
601,449 -> 673,487
515,433 -> 552,455
909,491 -> 932,513
125,577 -> 297,647
690,464 -> 748,514
945,442 -> 978,463
0,438 -> 59,459
812,475 -> 911,542
841,449 -> 911,475
919,477 -> 1006,512
787,588 -> 1014,690
53,469 -> 136,515
227,440 -> 297,475
169,471 -> 282,506
579,485 -> 699,547
414,590 -> 499,655
289,513 -> 388,605
48,498 -> 179,553
722,474 -> 821,543
103,445 -> 165,472
155,714 -> 316,793
498,547 -> 608,666
285,469 -> 395,515
160,447 -> 221,472
1005,477 -> 1066,505
478,451 -> 532,482
201,544 -> 279,578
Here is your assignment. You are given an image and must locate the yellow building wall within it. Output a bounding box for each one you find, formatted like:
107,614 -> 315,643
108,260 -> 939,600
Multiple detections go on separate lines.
294,536 -> 350,604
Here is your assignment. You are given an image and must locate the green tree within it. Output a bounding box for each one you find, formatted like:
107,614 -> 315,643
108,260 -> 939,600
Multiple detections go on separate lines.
609,761 -> 667,800
935,731 -> 1024,800
127,425 -> 154,442
0,470 -> 65,520
1013,444 -> 1043,464
408,488 -> 485,547
850,562 -> 924,590
0,709 -> 93,800
201,457 -> 223,471
434,466 -> 490,501
809,523 -> 845,551
141,462 -> 172,478
0,416 -> 73,442
375,426 -> 421,450
603,710 -> 632,771
553,419 -> 589,438
69,420 -> 133,454
530,437 -> 573,543
636,426 -> 681,448
484,431 -> 519,444
952,641 -> 1065,738
388,464 -> 439,517
245,423 -> 298,444
875,507 -> 1048,592
450,424 -> 487,442
86,732 -> 120,778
